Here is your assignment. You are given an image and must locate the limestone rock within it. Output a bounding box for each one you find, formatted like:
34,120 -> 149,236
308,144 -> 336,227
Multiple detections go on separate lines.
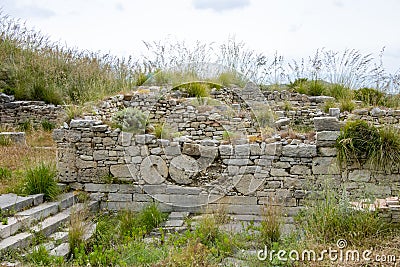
169,155 -> 199,185
140,155 -> 168,185
314,117 -> 340,131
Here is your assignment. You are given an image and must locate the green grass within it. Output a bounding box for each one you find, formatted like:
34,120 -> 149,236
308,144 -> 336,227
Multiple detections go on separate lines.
336,120 -> 400,172
41,119 -> 56,131
0,135 -> 13,146
297,183 -> 392,246
18,162 -> 60,200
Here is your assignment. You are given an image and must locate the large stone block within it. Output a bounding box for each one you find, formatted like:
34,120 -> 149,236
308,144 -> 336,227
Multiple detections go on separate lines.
93,150 -> 108,161
348,169 -> 371,182
182,143 -> 201,156
235,144 -> 250,156
108,193 -> 133,202
169,155 -> 199,185
312,157 -> 340,175
282,144 -> 317,158
314,117 -> 340,131
290,165 -> 311,175
233,174 -> 264,195
219,145 -> 233,156
262,142 -> 282,156
110,164 -> 137,178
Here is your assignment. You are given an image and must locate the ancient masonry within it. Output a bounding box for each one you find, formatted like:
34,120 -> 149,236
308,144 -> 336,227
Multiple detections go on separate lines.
52,86 -> 400,223
0,93 -> 65,129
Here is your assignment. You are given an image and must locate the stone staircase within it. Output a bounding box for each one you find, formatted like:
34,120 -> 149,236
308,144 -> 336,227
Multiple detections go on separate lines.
0,192 -> 99,260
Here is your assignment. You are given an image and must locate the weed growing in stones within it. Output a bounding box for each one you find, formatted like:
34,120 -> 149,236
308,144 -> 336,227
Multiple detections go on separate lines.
19,162 -> 59,200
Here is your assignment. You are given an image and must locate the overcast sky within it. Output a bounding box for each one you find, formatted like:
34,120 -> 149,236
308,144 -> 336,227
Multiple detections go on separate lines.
0,0 -> 399,73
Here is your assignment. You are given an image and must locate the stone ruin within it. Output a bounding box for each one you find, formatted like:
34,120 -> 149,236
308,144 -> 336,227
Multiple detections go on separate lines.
51,85 -> 400,223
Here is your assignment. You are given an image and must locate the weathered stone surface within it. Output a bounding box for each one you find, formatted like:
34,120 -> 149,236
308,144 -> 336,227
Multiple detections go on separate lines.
110,164 -> 137,178
219,145 -> 233,156
290,165 -> 311,175
309,96 -> 335,103
282,144 -> 317,158
270,168 -> 289,177
109,193 -> 132,202
140,155 -> 168,185
135,134 -> 155,144
93,150 -> 108,161
316,131 -> 340,141
182,143 -> 200,156
262,142 -> 282,156
169,155 -> 199,185
329,108 -> 340,118
199,145 -> 218,159
275,118 -> 290,128
235,144 -> 250,156
165,142 -> 181,157
249,144 -> 261,155
91,125 -> 108,132
119,132 -> 133,146
318,147 -> 337,156
312,157 -> 340,175
314,117 -> 340,131
0,92 -> 14,103
233,174 -> 264,195
70,119 -> 98,128
348,170 -> 371,182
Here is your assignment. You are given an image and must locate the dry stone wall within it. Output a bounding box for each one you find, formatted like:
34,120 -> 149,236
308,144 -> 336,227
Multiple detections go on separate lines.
53,116 -> 400,223
0,93 -> 65,129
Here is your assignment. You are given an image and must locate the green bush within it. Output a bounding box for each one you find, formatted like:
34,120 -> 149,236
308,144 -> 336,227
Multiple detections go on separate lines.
339,98 -> 356,112
182,82 -> 210,98
0,167 -> 12,180
336,120 -> 400,172
328,83 -> 353,100
297,184 -> 389,246
18,120 -> 32,132
41,119 -> 56,131
20,162 -> 59,200
26,245 -> 64,266
0,135 -> 12,146
354,87 -> 386,106
292,79 -> 327,96
112,107 -> 148,134
260,203 -> 282,247
323,100 -> 338,113
153,123 -> 171,139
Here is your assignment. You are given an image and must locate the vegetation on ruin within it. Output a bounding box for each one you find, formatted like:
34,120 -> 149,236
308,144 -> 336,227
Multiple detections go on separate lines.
336,120 -> 400,172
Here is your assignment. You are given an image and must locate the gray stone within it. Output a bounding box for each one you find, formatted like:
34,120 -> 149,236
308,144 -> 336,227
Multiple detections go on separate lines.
219,145 -> 233,156
199,145 -> 218,159
182,143 -> 200,156
0,92 -> 14,103
93,150 -> 108,161
110,164 -> 137,178
234,144 -> 250,156
314,117 -> 340,131
370,107 -> 386,117
70,119 -> 98,128
91,125 -> 108,132
222,158 -> 252,166
135,134 -> 155,144
169,155 -> 199,185
270,168 -> 289,177
233,174 -> 264,195
125,146 -> 140,156
249,144 -> 261,155
329,108 -> 340,118
140,155 -> 168,185
290,165 -> 311,175
262,142 -> 282,156
165,143 -> 181,157
275,118 -> 290,128
348,170 -> 371,182
318,147 -> 337,157
108,193 -> 132,202
312,157 -> 340,175
119,132 -> 133,146
316,131 -> 340,141
309,96 -> 335,103
282,144 -> 317,158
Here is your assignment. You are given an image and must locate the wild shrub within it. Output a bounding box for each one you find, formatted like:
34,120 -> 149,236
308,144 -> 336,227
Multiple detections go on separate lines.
112,107 -> 148,134
153,123 -> 171,139
339,98 -> 356,112
180,82 -> 210,98
0,135 -> 12,146
260,202 -> 282,247
69,205 -> 91,256
20,162 -> 59,200
0,167 -> 12,180
26,245 -> 63,266
336,120 -> 400,172
354,87 -> 386,106
41,119 -> 55,131
297,184 -> 389,246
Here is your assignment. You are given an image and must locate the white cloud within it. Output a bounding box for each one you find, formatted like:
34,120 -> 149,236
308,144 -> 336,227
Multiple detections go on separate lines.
192,0 -> 250,12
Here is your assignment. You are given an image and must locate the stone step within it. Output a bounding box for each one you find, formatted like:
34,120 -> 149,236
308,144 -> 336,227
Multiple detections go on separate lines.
0,193 -> 44,213
0,200 -> 99,254
0,193 -> 78,240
